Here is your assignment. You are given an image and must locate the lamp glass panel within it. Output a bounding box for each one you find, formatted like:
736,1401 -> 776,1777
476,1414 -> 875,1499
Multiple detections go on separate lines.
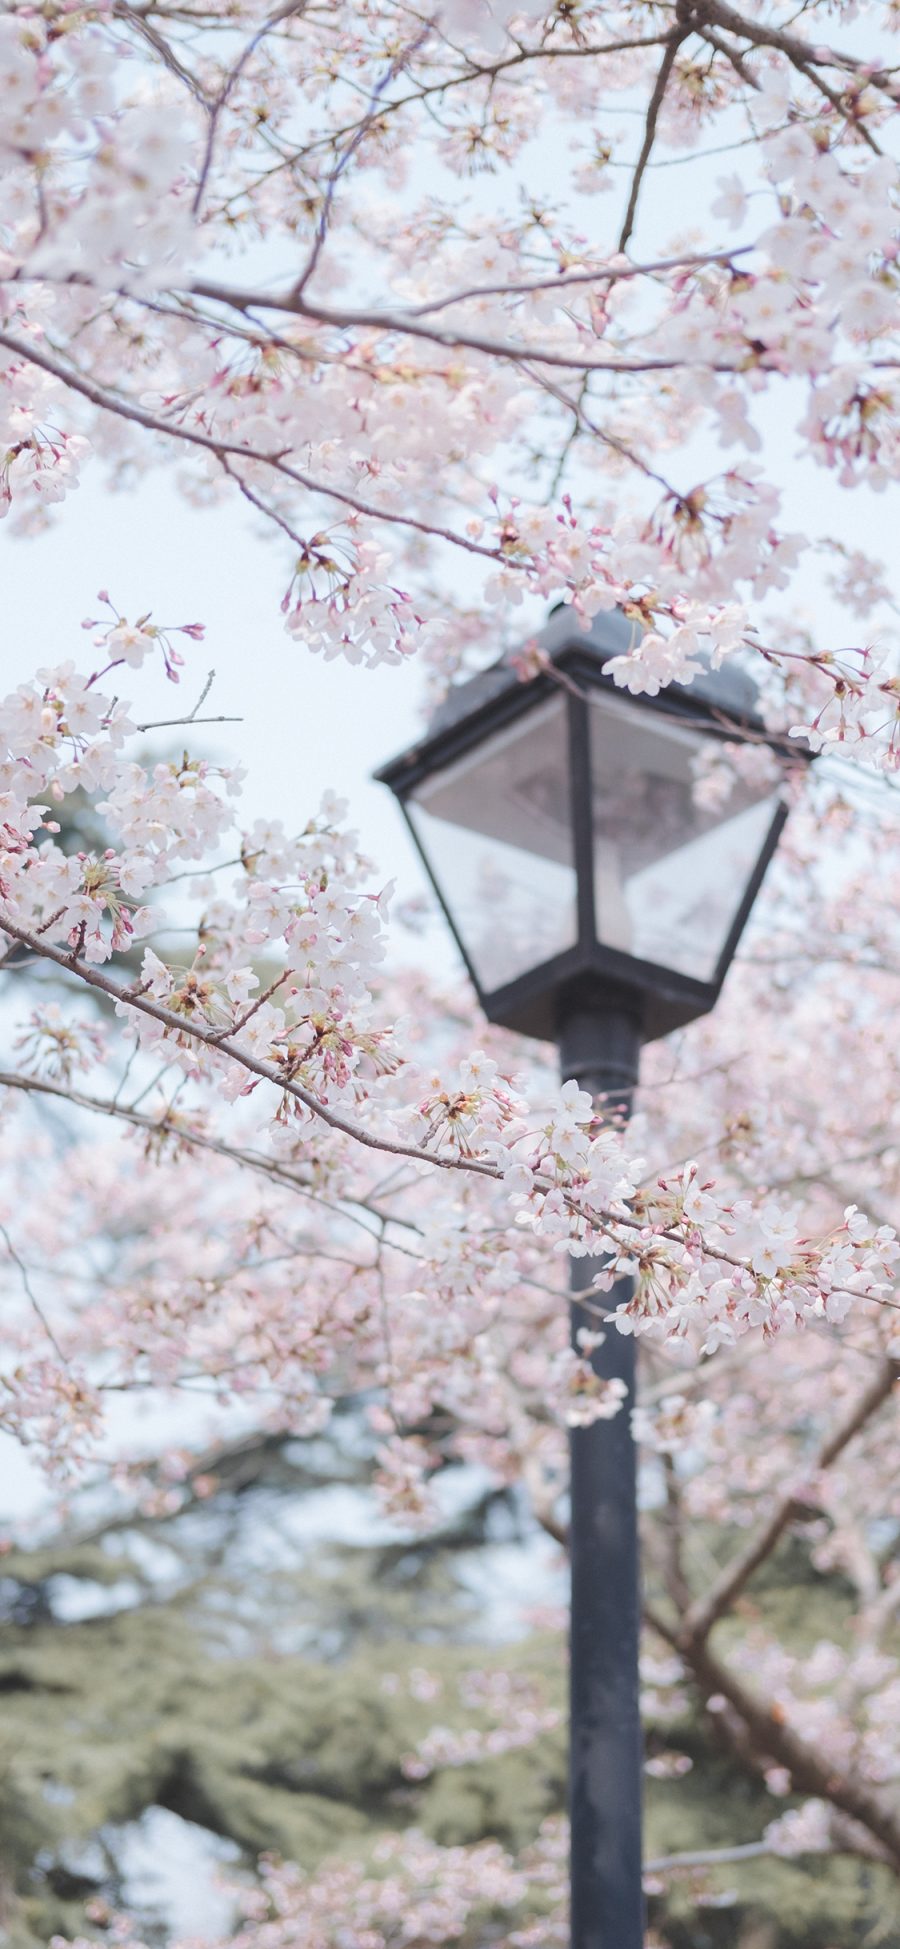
588,691 -> 782,983
406,695 -> 577,992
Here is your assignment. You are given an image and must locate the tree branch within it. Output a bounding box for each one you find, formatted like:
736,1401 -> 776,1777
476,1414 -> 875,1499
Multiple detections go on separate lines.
618,33 -> 684,252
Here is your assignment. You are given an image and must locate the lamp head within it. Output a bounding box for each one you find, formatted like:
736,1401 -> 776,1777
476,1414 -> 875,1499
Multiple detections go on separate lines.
376,609 -> 806,1045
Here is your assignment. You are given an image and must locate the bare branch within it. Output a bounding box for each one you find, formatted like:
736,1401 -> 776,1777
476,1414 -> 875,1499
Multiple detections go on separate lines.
136,711 -> 241,731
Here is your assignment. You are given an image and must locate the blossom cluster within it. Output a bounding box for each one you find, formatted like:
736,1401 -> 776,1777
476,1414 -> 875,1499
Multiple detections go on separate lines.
53,1824 -> 570,1949
0,0 -> 896,716
2,638 -> 899,1489
4,634 -> 899,1932
5,0 -> 900,1933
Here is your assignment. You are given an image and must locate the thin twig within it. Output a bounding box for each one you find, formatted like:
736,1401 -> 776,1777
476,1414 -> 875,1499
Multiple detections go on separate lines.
645,1840 -> 770,1873
291,20 -> 432,298
189,669 -> 215,719
192,0 -> 312,217
0,1220 -> 69,1363
618,33 -> 684,252
137,712 -> 241,730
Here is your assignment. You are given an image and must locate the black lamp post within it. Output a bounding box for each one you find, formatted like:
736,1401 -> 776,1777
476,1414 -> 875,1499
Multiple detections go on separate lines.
375,606 -> 799,1949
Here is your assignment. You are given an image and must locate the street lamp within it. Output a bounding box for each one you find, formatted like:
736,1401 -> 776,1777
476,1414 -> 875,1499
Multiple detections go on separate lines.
375,605 -> 799,1949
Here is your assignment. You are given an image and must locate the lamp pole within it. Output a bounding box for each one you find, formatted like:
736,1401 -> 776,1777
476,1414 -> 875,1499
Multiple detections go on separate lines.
559,987 -> 645,1949
375,605 -> 805,1948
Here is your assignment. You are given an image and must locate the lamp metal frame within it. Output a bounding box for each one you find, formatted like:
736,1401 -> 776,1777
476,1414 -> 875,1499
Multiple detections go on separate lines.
376,629 -> 800,1045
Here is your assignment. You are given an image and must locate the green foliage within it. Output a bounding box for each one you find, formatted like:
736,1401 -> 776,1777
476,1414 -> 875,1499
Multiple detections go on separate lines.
1,1451 -> 898,1946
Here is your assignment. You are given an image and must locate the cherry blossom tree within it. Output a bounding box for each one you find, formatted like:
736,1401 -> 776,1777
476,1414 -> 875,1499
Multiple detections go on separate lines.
2,0 -> 900,1939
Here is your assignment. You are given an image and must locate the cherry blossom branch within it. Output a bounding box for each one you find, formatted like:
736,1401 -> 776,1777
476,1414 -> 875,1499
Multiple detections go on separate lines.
0,328 -> 514,563
393,247 -> 754,318
646,1826 -> 888,1872
0,1066 -> 423,1254
117,3 -> 207,102
217,453 -> 322,553
216,0 -> 893,192
245,25 -> 675,175
698,22 -> 761,93
646,1600 -> 900,1868
207,971 -> 289,1044
689,1633 -> 900,1867
524,362 -> 681,499
0,914 -> 502,1176
190,279 -> 759,377
661,1450 -> 692,1614
694,0 -> 898,82
679,1352 -> 900,1648
0,918 -> 893,1340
